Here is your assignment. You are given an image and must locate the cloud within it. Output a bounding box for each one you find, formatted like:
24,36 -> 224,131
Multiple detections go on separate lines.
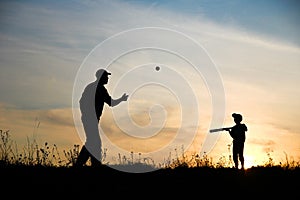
248,138 -> 276,147
126,0 -> 300,46
0,102 -> 80,145
37,109 -> 75,127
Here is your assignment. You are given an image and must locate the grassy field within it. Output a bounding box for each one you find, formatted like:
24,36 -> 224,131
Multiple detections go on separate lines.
1,129 -> 299,199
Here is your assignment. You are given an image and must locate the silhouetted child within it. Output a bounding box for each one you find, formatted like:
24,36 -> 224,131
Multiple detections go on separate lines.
225,113 -> 248,170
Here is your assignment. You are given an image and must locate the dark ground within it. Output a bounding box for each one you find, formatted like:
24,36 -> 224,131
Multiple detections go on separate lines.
1,164 -> 299,199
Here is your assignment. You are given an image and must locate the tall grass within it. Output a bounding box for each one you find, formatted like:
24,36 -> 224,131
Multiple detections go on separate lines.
0,129 -> 78,167
1,129 -> 299,170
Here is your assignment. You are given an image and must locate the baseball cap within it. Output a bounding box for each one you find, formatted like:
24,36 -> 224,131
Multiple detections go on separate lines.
96,69 -> 111,79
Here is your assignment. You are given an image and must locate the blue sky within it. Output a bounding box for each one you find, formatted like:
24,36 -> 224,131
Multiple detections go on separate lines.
124,0 -> 300,45
0,0 -> 299,167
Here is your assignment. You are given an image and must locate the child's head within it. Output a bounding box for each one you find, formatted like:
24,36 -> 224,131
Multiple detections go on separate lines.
232,113 -> 243,124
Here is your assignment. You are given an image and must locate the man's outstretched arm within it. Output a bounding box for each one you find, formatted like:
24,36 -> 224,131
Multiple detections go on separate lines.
111,93 -> 129,107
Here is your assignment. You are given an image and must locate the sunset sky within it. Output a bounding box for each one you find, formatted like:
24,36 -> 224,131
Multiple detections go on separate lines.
0,0 -> 300,169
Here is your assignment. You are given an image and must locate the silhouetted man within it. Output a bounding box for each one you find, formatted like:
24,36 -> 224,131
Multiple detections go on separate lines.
225,113 -> 248,170
75,69 -> 129,167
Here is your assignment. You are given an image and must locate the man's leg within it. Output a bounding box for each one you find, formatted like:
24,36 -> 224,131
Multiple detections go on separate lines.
74,145 -> 90,167
80,115 -> 102,167
90,155 -> 102,167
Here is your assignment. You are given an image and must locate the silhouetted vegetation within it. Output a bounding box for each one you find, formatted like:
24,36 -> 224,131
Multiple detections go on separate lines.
1,129 -> 299,169
1,129 -> 299,198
